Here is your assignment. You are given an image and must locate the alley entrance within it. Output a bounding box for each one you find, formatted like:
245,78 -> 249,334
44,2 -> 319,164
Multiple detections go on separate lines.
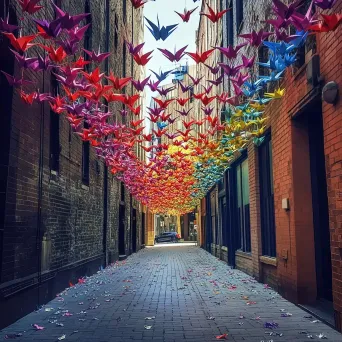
2,246 -> 341,341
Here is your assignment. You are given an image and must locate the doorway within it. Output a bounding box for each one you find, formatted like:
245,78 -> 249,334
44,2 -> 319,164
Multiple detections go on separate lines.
308,103 -> 332,301
132,209 -> 137,253
118,204 -> 125,256
141,212 -> 145,245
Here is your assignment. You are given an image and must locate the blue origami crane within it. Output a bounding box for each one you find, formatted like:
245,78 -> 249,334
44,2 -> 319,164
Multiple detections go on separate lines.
288,30 -> 308,48
157,121 -> 168,129
263,40 -> 296,56
258,70 -> 284,84
145,16 -> 178,41
258,53 -> 286,72
149,68 -> 174,82
243,81 -> 264,97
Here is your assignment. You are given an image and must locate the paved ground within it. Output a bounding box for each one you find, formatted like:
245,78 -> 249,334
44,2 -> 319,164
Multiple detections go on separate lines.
1,246 -> 342,341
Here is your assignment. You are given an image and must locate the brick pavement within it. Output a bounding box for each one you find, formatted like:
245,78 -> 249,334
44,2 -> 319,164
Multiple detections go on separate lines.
1,245 -> 342,341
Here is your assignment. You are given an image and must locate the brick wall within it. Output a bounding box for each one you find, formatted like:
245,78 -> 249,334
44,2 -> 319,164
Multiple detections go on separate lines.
0,0 -> 144,328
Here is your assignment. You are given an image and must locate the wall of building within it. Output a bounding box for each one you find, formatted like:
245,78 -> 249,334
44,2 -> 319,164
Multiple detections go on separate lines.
0,0 -> 144,328
200,0 -> 342,332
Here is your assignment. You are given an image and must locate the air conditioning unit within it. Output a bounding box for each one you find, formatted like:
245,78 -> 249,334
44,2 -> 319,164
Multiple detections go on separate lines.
306,54 -> 320,87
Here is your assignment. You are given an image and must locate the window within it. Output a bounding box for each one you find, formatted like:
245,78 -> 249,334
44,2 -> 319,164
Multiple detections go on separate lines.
114,14 -> 118,50
50,76 -> 60,172
235,0 -> 243,33
123,0 -> 127,22
236,158 -> 251,252
82,122 -> 90,185
259,135 -> 276,257
189,87 -> 194,103
83,0 -> 92,71
121,182 -> 125,202
227,0 -> 234,46
292,0 -> 316,70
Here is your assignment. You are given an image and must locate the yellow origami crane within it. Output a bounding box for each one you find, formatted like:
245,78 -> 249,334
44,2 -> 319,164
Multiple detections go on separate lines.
264,88 -> 285,99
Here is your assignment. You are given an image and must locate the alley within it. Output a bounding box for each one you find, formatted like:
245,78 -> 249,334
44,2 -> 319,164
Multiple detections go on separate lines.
1,246 -> 341,342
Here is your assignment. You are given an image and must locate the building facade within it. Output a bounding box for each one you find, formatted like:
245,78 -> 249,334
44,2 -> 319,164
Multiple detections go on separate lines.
0,0 -> 145,328
200,0 -> 342,332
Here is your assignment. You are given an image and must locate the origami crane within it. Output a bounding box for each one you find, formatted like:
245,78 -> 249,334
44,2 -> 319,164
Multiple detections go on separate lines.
3,33 -> 37,53
149,69 -> 173,82
131,76 -> 151,92
105,72 -> 131,90
186,49 -> 215,64
145,16 -> 178,41
265,88 -> 285,99
126,41 -> 145,55
178,81 -> 193,93
241,55 -> 256,68
83,48 -> 111,63
131,0 -> 154,9
175,7 -> 198,22
52,2 -> 90,30
158,46 -> 188,62
33,17 -> 63,38
219,63 -> 242,77
290,1 -> 318,30
133,50 -> 153,66
147,80 -> 161,91
0,14 -> 19,33
187,74 -> 204,85
156,86 -> 175,97
215,43 -> 246,59
314,0 -> 337,9
1,70 -> 34,87
239,29 -> 272,47
205,64 -> 221,75
308,14 -> 342,32
200,4 -> 229,23
18,0 -> 43,14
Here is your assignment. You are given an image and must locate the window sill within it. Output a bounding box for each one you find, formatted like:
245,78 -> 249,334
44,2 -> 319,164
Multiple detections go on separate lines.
236,250 -> 252,260
259,255 -> 277,267
81,184 -> 89,190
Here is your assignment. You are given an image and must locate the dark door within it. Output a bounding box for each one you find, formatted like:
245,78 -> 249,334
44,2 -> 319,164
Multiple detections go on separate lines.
141,212 -> 145,245
132,209 -> 137,253
259,136 -> 276,257
308,103 -> 332,301
119,204 -> 125,256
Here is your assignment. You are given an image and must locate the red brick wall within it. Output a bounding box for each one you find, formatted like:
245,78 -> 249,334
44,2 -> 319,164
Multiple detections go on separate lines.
318,1 -> 342,329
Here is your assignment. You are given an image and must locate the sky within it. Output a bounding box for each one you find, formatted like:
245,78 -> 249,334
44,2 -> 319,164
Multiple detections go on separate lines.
143,0 -> 201,129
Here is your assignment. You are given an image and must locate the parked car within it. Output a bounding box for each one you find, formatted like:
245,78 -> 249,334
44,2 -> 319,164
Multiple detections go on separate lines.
155,232 -> 181,243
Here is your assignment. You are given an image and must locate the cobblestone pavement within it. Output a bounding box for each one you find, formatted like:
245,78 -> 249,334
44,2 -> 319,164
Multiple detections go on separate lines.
1,246 -> 342,342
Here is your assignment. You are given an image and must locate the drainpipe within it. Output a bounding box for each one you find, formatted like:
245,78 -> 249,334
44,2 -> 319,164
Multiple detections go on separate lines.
102,0 -> 110,266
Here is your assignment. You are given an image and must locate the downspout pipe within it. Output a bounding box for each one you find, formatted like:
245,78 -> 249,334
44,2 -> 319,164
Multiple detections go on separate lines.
102,0 -> 110,266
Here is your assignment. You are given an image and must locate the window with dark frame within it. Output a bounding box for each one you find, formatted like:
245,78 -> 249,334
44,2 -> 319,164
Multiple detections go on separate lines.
82,122 -> 90,185
114,14 -> 119,50
235,0 -> 243,33
259,135 -> 276,257
227,0 -> 234,46
50,76 -> 60,172
121,182 -> 125,202
235,158 -> 251,252
292,0 -> 317,71
83,0 -> 92,72
123,0 -> 127,22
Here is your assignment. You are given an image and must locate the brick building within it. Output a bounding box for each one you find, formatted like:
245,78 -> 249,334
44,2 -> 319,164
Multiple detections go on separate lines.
0,0 -> 145,328
199,0 -> 342,332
